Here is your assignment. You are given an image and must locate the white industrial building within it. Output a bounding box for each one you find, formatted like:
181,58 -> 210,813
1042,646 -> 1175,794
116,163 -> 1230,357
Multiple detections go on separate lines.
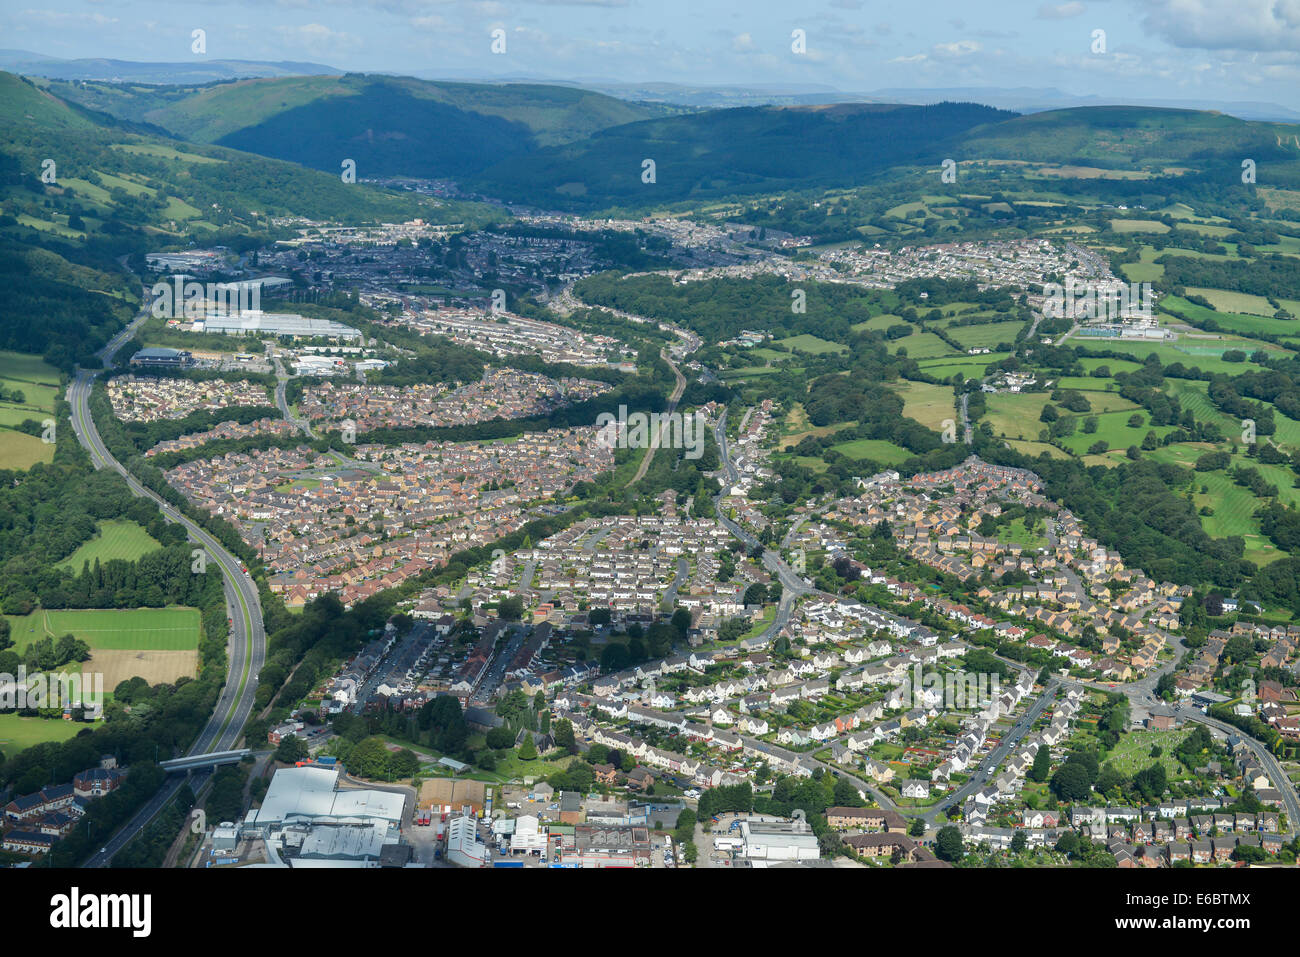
243,765 -> 407,867
446,812 -> 490,868
740,819 -> 820,864
197,311 -> 362,342
509,814 -> 546,855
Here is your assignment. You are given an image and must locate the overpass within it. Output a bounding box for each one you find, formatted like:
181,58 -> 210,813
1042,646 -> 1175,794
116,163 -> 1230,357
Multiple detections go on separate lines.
160,750 -> 251,773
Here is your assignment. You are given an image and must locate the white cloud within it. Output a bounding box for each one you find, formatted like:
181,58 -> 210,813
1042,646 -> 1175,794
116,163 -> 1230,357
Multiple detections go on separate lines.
933,39 -> 981,57
1139,0 -> 1300,52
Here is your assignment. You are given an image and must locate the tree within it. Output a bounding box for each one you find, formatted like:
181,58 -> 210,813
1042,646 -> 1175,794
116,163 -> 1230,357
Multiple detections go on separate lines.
1055,830 -> 1080,857
517,734 -> 538,761
553,718 -> 577,755
348,737 -> 392,780
832,775 -> 863,807
908,818 -> 926,837
390,748 -> 419,780
1050,761 -> 1093,802
934,825 -> 964,862
497,596 -> 524,621
274,735 -> 309,764
1133,763 -> 1167,801
1028,745 -> 1051,783
1010,830 -> 1027,854
670,608 -> 692,638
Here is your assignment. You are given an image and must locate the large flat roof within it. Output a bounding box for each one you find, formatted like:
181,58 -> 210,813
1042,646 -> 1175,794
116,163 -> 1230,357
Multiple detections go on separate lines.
254,766 -> 405,827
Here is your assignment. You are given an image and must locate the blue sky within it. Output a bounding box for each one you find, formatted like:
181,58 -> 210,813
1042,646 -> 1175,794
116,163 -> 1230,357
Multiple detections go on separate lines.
6,0 -> 1300,108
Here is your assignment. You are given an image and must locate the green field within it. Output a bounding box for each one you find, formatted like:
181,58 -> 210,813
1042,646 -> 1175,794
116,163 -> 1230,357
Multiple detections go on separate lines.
851,313 -> 905,333
56,520 -> 164,572
1110,219 -> 1170,234
0,713 -> 86,758
0,431 -> 52,470
1057,409 -> 1174,456
1000,516 -> 1048,549
889,379 -> 956,432
1185,287 -> 1277,317
893,331 -> 961,359
945,321 -> 1026,350
1067,337 -> 1294,375
1163,295 -> 1300,341
1192,471 -> 1288,565
830,438 -> 913,464
0,350 -> 60,470
983,393 -> 1052,441
775,333 -> 848,355
916,353 -> 1010,379
6,607 -> 201,651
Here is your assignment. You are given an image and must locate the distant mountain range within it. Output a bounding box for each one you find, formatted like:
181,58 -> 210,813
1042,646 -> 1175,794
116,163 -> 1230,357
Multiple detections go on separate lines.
8,63 -> 1300,215
582,82 -> 1300,123
8,52 -> 1298,123
0,50 -> 339,84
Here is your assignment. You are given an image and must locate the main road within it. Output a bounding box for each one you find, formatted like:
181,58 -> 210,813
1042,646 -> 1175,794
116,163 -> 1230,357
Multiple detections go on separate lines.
66,311 -> 266,865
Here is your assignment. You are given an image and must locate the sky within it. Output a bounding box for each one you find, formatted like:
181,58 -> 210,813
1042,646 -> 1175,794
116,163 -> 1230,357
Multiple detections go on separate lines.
5,0 -> 1300,109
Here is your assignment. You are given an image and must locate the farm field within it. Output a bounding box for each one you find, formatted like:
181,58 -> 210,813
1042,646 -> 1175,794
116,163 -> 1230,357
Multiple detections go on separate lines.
721,364 -> 796,379
4,607 -> 202,688
850,313 -> 904,333
775,333 -> 847,355
829,438 -> 913,464
0,350 -> 61,470
889,379 -> 955,432
56,519 -> 163,572
946,321 -> 1025,350
1185,288 -> 1277,316
1004,438 -> 1073,459
915,353 -> 1009,379
779,404 -> 855,450
891,331 -> 961,359
1110,219 -> 1169,233
983,393 -> 1051,441
0,432 -> 51,470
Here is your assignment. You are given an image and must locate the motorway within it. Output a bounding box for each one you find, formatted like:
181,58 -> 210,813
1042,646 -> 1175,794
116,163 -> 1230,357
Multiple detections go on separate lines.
66,311 -> 267,866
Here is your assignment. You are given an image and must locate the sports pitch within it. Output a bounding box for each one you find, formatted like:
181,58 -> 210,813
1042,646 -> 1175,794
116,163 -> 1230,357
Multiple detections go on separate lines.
7,607 -> 201,651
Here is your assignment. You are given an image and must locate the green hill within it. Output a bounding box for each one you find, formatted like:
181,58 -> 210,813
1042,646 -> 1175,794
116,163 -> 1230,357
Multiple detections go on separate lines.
39,74 -> 673,178
474,101 -> 1016,209
954,105 -> 1300,171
